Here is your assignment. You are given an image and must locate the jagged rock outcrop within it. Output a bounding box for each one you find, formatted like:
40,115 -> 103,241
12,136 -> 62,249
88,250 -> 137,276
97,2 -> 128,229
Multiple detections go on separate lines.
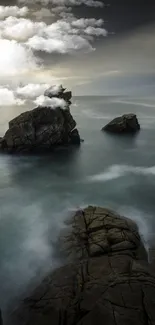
103,114 -> 140,133
0,86 -> 80,153
8,206 -> 155,325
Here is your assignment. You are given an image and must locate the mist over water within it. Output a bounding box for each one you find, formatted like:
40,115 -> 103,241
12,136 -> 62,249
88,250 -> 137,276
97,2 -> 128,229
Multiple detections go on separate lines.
0,2 -> 155,324
0,95 -> 155,314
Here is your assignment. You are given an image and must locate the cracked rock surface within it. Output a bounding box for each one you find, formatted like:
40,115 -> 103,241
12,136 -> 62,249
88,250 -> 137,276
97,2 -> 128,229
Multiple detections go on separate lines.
0,87 -> 80,153
8,206 -> 155,325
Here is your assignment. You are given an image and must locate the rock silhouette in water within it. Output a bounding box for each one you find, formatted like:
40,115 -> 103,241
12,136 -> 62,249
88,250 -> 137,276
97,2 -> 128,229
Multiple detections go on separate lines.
9,206 -> 155,325
0,86 -> 80,153
103,113 -> 140,133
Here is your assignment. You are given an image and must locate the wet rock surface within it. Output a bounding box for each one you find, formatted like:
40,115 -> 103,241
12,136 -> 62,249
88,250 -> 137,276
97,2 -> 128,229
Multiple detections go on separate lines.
8,206 -> 155,325
103,114 -> 140,134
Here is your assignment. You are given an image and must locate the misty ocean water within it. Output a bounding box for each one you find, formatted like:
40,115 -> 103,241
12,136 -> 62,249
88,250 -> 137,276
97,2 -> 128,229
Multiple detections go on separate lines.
0,95 -> 155,312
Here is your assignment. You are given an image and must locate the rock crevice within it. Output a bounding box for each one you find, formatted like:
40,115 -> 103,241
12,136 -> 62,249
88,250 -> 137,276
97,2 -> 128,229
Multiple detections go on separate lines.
8,206 -> 155,325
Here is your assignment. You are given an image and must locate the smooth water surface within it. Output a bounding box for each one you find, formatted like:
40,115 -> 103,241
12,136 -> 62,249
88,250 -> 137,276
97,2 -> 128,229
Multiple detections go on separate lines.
0,95 -> 155,311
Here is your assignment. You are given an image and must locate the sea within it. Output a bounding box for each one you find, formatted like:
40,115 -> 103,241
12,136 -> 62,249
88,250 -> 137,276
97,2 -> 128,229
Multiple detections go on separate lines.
0,95 -> 155,314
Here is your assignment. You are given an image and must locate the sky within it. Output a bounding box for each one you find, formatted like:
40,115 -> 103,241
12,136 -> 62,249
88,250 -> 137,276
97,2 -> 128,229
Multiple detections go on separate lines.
0,0 -> 155,98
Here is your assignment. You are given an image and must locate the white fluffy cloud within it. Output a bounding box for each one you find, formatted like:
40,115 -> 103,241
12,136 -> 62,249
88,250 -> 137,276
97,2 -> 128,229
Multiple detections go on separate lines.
0,16 -> 106,53
34,95 -> 67,109
16,83 -> 50,99
49,0 -> 103,8
51,6 -> 72,14
84,26 -> 107,36
0,83 -> 68,107
27,34 -> 93,53
0,17 -> 45,41
0,88 -> 25,106
0,39 -> 38,77
71,18 -> 103,28
0,0 -> 107,94
0,6 -> 28,19
18,0 -> 103,8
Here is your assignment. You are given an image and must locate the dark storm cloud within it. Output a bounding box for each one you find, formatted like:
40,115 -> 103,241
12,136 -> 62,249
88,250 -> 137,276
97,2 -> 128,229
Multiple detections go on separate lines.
2,0 -> 155,35
104,0 -> 155,34
64,0 -> 155,35
0,0 -> 16,3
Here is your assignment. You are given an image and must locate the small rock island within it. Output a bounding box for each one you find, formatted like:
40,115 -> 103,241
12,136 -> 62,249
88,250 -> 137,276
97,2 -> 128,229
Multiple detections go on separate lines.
8,206 -> 155,325
0,86 -> 80,154
103,113 -> 140,134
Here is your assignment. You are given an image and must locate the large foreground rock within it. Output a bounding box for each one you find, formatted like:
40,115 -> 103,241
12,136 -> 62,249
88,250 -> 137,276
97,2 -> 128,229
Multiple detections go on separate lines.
0,86 -> 80,153
8,206 -> 155,325
103,114 -> 140,133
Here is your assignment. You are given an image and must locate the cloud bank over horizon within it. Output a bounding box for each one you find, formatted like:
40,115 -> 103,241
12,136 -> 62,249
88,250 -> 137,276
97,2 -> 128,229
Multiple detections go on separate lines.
0,2 -> 106,76
0,0 -> 154,97
0,1 -> 107,101
18,0 -> 103,8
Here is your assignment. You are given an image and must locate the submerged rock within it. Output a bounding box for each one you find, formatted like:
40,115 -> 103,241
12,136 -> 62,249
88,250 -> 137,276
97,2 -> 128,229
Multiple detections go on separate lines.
103,113 -> 140,133
9,206 -> 155,325
0,86 -> 81,153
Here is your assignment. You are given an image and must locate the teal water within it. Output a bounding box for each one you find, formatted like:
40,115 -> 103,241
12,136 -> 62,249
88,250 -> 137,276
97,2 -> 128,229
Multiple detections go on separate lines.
1,95 -> 155,311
